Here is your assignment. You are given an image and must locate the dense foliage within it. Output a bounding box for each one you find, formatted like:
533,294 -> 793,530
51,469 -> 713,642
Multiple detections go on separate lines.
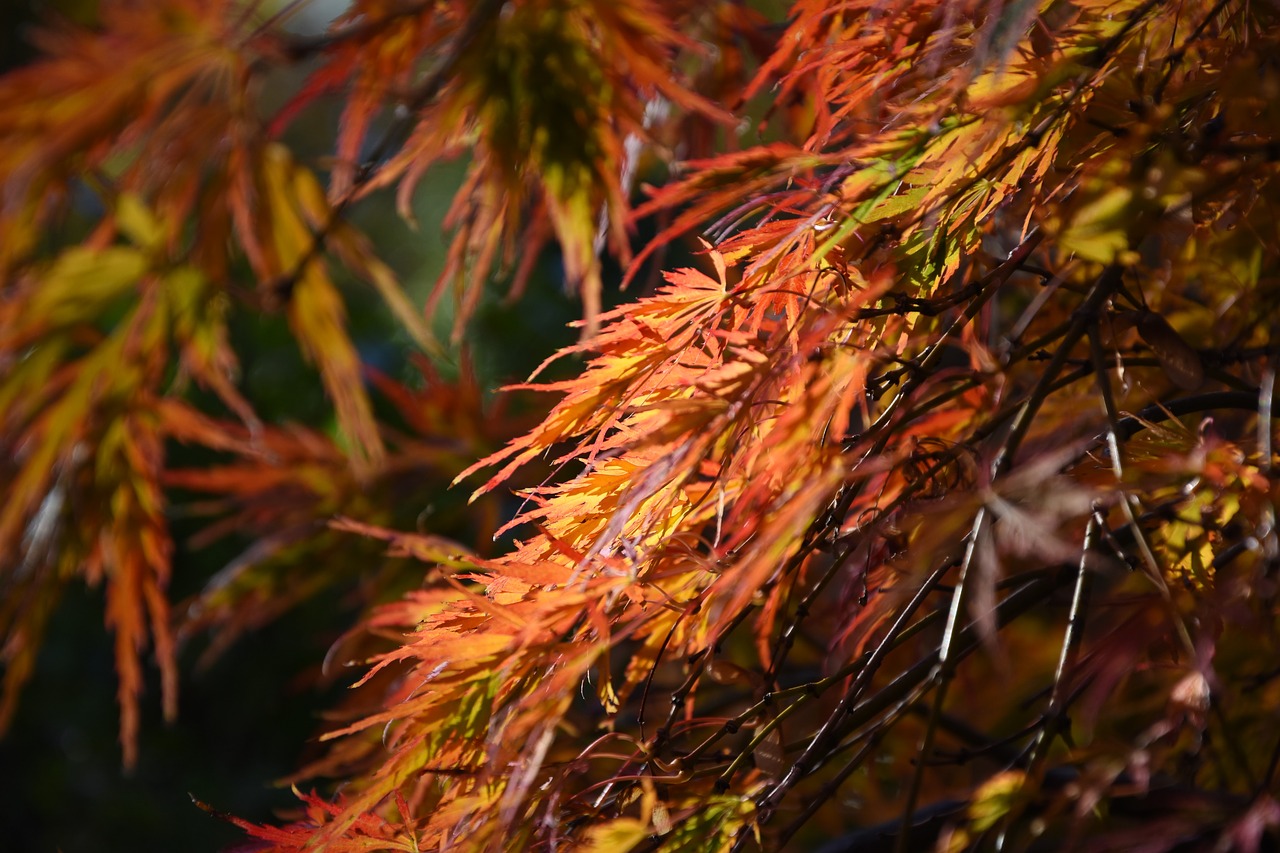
3,0 -> 1280,849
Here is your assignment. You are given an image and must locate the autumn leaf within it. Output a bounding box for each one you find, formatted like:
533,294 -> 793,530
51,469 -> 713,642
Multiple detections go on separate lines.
6,1 -> 1280,851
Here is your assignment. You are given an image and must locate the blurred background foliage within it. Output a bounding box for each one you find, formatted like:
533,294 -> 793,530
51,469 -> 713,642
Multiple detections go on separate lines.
0,1 -> 649,849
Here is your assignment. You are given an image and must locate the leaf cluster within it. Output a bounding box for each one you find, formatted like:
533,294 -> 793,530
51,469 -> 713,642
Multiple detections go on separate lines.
4,1 -> 1280,851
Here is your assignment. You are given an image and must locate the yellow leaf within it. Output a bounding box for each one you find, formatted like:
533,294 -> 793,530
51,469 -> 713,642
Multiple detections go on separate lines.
1058,186 -> 1133,264
969,770 -> 1027,832
115,193 -> 163,251
288,266 -> 386,472
0,337 -> 68,421
580,818 -> 650,852
30,246 -> 147,329
258,143 -> 385,471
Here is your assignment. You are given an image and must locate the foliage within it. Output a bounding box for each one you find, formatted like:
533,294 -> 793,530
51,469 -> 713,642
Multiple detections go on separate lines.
3,0 -> 1280,851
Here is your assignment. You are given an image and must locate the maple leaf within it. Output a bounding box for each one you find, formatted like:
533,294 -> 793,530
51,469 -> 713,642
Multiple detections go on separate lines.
257,3 -> 1280,849
5,0 -> 1280,850
162,360 -> 515,666
331,0 -> 735,339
